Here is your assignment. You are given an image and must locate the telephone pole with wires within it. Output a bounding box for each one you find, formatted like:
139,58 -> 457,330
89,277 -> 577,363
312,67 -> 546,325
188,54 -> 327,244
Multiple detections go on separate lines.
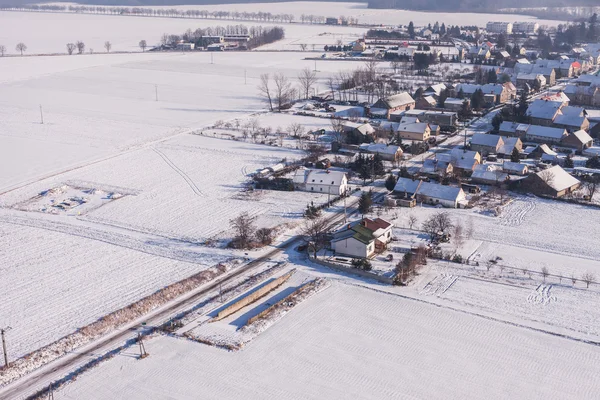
137,332 -> 148,359
1,326 -> 11,369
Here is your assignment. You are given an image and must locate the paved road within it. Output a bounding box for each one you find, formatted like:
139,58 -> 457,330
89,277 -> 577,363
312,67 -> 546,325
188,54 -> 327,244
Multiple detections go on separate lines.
0,191 -> 378,400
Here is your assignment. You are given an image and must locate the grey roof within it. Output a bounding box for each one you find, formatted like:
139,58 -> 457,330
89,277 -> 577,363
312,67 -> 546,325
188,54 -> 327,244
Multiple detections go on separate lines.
375,92 -> 415,109
471,133 -> 503,148
292,168 -> 347,186
560,106 -> 585,117
397,122 -> 429,134
502,161 -> 528,174
536,165 -> 580,192
554,114 -> 586,128
497,137 -> 521,154
499,121 -> 519,133
393,177 -> 421,194
417,181 -> 465,202
526,99 -> 563,120
526,125 -> 567,140
569,129 -> 593,144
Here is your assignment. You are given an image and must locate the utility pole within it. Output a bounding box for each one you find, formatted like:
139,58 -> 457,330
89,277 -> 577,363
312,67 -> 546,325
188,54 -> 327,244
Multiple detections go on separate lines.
1,327 -> 11,369
314,59 -> 317,72
211,52 -> 214,64
219,283 -> 223,302
48,384 -> 54,400
155,84 -> 158,102
137,332 -> 148,359
39,105 -> 44,124
343,190 -> 348,223
244,69 -> 247,85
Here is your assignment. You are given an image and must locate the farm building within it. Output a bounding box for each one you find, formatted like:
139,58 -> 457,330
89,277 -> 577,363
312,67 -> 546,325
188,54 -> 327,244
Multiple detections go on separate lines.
393,177 -> 467,208
523,165 -> 580,198
470,133 -> 504,156
358,143 -> 403,162
372,92 -> 416,119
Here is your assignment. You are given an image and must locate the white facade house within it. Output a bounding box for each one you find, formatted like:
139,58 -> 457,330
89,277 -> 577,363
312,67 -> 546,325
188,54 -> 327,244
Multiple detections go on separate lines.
292,168 -> 348,195
331,218 -> 393,258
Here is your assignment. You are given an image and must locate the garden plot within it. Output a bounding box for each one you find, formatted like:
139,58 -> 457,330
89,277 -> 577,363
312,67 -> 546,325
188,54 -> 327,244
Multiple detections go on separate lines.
184,270 -> 326,348
11,182 -> 134,216
57,281 -> 600,400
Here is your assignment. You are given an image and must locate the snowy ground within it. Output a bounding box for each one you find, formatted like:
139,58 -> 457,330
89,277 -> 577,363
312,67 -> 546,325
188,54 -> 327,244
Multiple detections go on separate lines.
56,280 -> 600,400
0,10 -> 364,55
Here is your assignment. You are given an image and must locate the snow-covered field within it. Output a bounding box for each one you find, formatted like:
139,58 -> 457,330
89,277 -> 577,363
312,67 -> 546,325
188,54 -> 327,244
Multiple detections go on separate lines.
0,10 -> 364,55
56,281 -> 600,399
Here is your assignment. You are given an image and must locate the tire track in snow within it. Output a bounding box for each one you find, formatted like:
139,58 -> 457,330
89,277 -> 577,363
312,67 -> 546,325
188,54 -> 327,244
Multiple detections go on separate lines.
500,198 -> 536,227
420,274 -> 458,296
153,147 -> 204,197
527,284 -> 557,305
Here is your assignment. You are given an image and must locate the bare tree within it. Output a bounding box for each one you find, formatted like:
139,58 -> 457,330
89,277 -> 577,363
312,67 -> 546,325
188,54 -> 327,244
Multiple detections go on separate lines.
299,43 -> 307,51
66,43 -> 76,55
287,122 -> 305,138
257,73 -> 274,111
327,76 -> 337,101
330,118 -> 345,144
582,272 -> 595,288
16,42 -> 27,56
541,266 -> 549,282
273,72 -> 293,110
139,40 -> 147,52
408,215 -> 417,230
255,227 -> 274,245
390,60 -> 401,75
422,212 -> 454,242
571,272 -> 577,286
76,41 -> 85,54
465,217 -> 475,239
104,41 -> 112,53
302,217 -> 329,258
230,212 -> 257,249
0,45 -> 6,56
297,67 -> 318,99
582,177 -> 599,201
452,221 -> 464,253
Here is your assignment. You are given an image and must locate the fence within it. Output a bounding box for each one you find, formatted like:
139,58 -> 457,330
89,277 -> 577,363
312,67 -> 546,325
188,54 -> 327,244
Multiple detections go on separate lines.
310,256 -> 393,285
213,269 -> 295,321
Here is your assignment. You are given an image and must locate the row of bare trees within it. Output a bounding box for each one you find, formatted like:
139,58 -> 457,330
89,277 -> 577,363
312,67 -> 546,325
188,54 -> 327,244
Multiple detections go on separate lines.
7,4 -> 297,24
66,41 -> 86,55
1,43 -> 27,56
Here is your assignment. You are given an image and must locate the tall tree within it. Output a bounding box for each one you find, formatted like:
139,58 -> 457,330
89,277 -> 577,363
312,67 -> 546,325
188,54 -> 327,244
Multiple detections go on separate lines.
66,43 -> 76,55
408,21 -> 415,38
258,73 -> 274,111
0,45 -> 5,56
297,67 -> 318,99
76,41 -> 85,54
358,192 -> 372,217
104,41 -> 112,52
139,40 -> 147,52
15,42 -> 27,56
385,174 -> 397,191
273,72 -> 293,111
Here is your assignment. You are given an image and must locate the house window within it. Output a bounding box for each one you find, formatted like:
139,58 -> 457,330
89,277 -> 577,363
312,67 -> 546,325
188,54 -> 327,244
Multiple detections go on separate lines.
312,179 -> 315,182
331,181 -> 334,184
320,188 -> 323,191
311,187 -> 314,191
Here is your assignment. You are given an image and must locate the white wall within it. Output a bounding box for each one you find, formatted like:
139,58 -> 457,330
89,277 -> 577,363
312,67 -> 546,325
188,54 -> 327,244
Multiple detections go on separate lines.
333,237 -> 370,258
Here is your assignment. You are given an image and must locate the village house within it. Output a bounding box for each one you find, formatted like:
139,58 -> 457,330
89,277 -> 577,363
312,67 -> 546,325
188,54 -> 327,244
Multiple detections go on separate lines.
358,143 -> 403,162
497,137 -> 523,157
444,98 -> 466,112
471,164 -> 509,185
437,148 -> 482,175
523,165 -> 580,198
553,111 -> 590,132
292,168 -> 348,195
539,91 -> 571,106
420,158 -> 453,177
422,111 -> 458,127
526,99 -> 564,126
453,83 -> 516,104
524,125 -> 568,144
342,122 -> 375,142
470,133 -> 504,156
561,130 -> 594,151
331,218 -> 393,258
528,144 -> 558,162
371,92 -> 415,119
396,122 -> 431,141
516,73 -> 546,90
424,83 -> 447,99
394,177 -> 467,208
416,96 -> 437,109
502,161 -> 528,175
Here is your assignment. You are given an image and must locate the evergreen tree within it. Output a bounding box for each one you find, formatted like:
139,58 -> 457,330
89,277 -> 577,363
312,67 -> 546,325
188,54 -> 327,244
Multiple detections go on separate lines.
438,89 -> 448,108
491,113 -> 503,132
470,89 -> 485,110
385,174 -> 397,191
510,147 -> 520,163
372,153 -> 385,177
440,23 -> 446,36
358,192 -> 373,217
487,69 -> 497,84
564,154 -> 574,169
457,88 -> 465,99
408,21 -> 415,38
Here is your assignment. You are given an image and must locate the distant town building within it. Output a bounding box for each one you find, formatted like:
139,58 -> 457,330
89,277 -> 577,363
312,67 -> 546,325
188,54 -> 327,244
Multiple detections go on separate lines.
486,21 -> 513,34
512,21 -> 539,34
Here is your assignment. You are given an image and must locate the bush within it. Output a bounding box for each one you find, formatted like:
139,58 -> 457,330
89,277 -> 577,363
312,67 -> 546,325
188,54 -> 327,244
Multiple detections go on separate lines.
351,258 -> 373,271
452,254 -> 463,263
